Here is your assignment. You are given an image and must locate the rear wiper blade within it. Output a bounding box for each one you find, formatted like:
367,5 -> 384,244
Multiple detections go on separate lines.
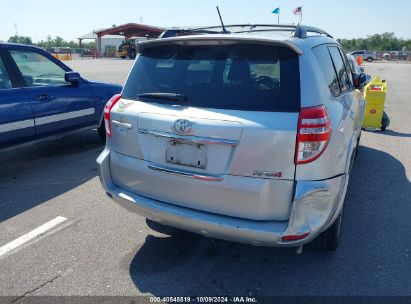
138,93 -> 188,102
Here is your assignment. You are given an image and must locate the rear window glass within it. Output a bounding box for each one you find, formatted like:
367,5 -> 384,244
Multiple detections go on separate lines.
122,43 -> 300,112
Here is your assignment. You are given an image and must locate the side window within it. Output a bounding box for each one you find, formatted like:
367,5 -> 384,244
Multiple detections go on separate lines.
312,45 -> 340,96
10,50 -> 69,87
338,48 -> 354,87
328,46 -> 351,93
0,57 -> 13,89
347,58 -> 355,73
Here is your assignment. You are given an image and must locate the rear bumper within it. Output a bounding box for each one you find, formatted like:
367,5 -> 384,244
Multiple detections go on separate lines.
97,148 -> 348,247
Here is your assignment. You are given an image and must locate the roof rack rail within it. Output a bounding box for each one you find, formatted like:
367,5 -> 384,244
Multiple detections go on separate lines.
159,24 -> 253,38
159,24 -> 333,39
185,24 -> 252,31
187,24 -> 298,33
249,24 -> 297,30
293,25 -> 333,39
242,24 -> 333,39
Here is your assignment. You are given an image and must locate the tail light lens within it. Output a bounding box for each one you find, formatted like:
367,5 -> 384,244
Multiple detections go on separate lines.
104,94 -> 122,137
295,106 -> 332,164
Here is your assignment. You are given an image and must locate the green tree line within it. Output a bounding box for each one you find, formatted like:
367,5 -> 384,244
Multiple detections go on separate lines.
337,32 -> 411,52
6,32 -> 411,52
7,35 -> 95,49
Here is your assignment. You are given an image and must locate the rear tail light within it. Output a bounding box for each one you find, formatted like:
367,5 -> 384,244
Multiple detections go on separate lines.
295,106 -> 332,164
104,94 -> 122,137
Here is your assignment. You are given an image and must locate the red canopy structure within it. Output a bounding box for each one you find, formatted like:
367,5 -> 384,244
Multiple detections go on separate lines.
94,23 -> 165,56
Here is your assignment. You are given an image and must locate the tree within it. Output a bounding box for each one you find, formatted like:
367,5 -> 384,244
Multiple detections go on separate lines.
7,35 -> 33,45
338,32 -> 410,52
54,36 -> 64,47
6,34 -> 97,53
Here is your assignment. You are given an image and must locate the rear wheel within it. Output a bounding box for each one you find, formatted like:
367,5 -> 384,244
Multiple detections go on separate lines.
120,56 -> 126,59
366,57 -> 373,62
313,207 -> 344,251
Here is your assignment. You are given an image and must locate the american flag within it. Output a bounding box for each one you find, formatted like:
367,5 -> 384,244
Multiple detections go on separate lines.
293,6 -> 302,15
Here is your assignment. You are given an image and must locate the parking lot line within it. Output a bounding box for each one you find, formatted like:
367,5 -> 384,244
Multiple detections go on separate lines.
0,216 -> 68,257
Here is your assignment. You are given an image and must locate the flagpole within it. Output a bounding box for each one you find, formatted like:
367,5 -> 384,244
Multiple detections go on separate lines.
300,5 -> 303,24
278,7 -> 280,24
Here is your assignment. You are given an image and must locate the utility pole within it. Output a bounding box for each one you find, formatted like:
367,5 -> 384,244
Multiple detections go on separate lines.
14,23 -> 18,36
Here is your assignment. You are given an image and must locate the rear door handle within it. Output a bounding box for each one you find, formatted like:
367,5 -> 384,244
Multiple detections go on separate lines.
36,94 -> 52,101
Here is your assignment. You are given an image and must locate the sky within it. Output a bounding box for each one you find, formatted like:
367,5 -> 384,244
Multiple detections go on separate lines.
1,0 -> 411,42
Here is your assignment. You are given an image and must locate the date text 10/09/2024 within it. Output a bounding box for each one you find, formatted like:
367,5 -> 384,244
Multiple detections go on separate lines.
149,296 -> 258,303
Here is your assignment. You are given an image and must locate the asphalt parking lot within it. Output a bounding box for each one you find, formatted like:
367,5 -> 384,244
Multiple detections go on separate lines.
0,59 -> 410,298
67,59 -> 134,85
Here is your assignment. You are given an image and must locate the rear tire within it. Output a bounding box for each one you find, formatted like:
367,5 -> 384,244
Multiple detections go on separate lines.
98,121 -> 106,142
367,57 -> 373,62
381,111 -> 390,131
313,207 -> 344,251
120,56 -> 126,59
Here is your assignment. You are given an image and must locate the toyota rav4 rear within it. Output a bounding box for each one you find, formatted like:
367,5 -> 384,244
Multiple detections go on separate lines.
98,27 -> 363,251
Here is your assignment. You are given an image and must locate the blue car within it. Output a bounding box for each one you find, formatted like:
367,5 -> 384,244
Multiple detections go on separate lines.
0,43 -> 122,148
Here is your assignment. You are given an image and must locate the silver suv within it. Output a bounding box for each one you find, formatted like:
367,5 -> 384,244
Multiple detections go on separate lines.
97,25 -> 366,251
350,50 -> 378,62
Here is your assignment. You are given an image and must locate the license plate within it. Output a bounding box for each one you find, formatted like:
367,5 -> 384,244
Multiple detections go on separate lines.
166,140 -> 207,169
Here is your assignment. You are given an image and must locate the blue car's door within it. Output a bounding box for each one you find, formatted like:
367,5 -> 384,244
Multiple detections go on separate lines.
6,46 -> 97,137
0,50 -> 35,147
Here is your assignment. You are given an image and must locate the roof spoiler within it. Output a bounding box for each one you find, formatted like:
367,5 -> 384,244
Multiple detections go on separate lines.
137,35 -> 303,55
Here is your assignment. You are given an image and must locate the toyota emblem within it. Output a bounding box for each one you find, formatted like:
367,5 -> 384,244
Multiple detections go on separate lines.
174,119 -> 192,134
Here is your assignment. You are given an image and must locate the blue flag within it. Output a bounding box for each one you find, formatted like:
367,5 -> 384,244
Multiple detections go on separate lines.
272,7 -> 280,14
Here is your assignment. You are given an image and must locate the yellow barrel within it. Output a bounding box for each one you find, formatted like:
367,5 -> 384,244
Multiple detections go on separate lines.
362,76 -> 387,130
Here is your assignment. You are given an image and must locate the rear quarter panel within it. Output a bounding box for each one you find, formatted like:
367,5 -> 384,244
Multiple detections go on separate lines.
295,44 -> 351,181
